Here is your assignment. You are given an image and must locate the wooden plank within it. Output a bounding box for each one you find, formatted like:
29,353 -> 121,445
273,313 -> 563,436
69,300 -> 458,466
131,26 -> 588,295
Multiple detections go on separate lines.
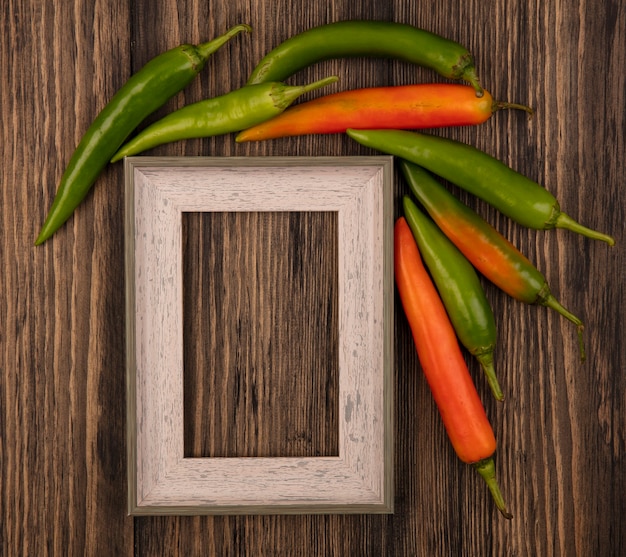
182,210 -> 340,459
1,0 -> 624,555
0,0 -> 135,556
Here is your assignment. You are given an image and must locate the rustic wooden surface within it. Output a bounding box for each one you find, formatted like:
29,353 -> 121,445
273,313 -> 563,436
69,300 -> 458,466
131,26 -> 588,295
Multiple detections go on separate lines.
184,210 -> 340,460
1,0 -> 624,555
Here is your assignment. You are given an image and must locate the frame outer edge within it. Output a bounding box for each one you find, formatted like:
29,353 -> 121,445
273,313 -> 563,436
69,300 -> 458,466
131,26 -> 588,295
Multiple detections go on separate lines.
124,158 -> 138,515
124,156 -> 395,515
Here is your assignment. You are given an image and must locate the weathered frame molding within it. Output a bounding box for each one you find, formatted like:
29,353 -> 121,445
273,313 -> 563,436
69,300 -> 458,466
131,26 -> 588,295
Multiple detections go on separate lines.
125,156 -> 394,515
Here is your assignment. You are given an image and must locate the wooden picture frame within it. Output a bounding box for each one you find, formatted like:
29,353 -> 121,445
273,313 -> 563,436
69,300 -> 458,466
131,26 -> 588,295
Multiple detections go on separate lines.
125,156 -> 394,515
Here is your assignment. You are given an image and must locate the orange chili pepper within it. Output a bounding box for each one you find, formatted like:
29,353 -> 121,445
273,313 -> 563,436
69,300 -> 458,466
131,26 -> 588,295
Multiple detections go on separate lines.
400,161 -> 586,361
235,83 -> 531,142
394,216 -> 512,518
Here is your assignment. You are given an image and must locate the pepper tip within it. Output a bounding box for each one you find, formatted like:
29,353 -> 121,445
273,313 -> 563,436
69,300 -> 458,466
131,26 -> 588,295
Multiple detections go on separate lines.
34,229 -> 48,246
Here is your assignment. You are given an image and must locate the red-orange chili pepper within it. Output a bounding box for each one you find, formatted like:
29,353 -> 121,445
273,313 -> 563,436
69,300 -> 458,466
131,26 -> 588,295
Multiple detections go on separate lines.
394,216 -> 512,519
403,195 -> 503,401
235,84 -> 531,142
400,161 -> 586,360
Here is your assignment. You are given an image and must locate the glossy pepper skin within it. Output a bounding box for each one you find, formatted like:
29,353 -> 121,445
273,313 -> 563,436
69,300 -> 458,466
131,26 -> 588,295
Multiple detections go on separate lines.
347,129 -> 615,246
236,84 -> 532,142
111,76 -> 338,160
247,20 -> 484,96
394,217 -> 512,519
400,161 -> 587,360
35,24 -> 251,245
402,195 -> 503,401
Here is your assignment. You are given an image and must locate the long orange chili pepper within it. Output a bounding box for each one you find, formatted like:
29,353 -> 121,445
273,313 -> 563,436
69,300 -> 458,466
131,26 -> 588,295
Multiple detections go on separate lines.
395,217 -> 512,519
400,161 -> 586,361
235,83 -> 531,142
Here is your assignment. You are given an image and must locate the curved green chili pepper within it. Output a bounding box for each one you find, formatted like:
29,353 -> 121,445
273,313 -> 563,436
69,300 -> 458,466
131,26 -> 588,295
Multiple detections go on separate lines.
111,76 -> 338,160
246,20 -> 483,96
346,129 -> 615,246
402,195 -> 503,401
400,160 -> 586,361
35,24 -> 251,245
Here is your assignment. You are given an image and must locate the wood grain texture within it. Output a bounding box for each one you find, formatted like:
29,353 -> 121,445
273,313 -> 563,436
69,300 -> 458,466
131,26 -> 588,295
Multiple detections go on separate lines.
1,0 -> 624,554
183,210 -> 340,459
1,0 -> 134,556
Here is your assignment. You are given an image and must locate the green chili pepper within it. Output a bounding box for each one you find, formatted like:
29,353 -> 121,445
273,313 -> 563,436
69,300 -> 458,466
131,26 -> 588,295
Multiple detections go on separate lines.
35,24 -> 251,246
402,195 -> 503,401
346,129 -> 615,246
246,20 -> 483,96
400,160 -> 587,361
111,76 -> 338,161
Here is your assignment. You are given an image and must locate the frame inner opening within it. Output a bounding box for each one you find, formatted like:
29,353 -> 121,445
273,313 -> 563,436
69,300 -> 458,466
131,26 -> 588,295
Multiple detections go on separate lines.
182,211 -> 339,458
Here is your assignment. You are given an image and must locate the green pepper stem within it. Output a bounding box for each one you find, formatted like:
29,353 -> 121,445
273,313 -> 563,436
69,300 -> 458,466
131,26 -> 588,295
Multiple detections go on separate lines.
272,75 -> 339,110
554,212 -> 615,246
474,457 -> 513,519
196,24 -> 253,60
456,58 -> 483,97
539,293 -> 586,362
493,100 -> 534,116
475,351 -> 504,401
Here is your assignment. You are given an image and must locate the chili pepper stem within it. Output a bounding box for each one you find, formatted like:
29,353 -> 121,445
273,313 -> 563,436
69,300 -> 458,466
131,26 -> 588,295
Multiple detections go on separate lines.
493,100 -> 534,116
539,291 -> 586,362
554,212 -> 615,246
473,458 -> 513,519
475,351 -> 504,401
461,65 -> 483,97
271,75 -> 339,110
195,24 -> 252,59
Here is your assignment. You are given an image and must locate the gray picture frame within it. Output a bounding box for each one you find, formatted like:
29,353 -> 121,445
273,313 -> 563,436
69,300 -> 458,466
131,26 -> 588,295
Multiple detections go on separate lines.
125,156 -> 394,515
